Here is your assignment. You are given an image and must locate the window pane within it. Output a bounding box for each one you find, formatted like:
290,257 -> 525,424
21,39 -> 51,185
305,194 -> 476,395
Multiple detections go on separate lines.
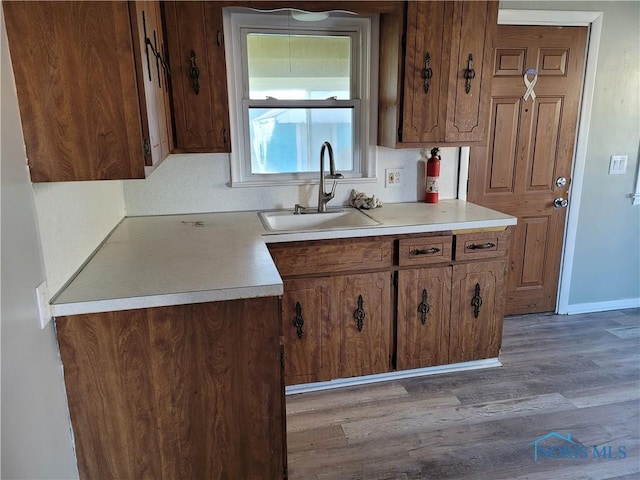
247,33 -> 351,100
248,108 -> 354,174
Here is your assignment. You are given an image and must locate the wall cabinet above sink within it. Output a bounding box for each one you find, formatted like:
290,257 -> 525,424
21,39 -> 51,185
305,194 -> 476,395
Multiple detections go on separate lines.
378,1 -> 498,148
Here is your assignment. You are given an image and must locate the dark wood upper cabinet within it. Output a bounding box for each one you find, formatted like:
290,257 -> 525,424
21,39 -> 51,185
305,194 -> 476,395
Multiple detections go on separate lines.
162,1 -> 231,153
3,1 -> 172,182
379,1 -> 498,147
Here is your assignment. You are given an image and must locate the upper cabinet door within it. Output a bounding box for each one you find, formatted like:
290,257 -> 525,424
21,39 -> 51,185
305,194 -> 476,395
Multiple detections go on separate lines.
3,1 -> 171,182
379,1 -> 498,148
162,1 -> 231,153
130,1 -> 174,168
401,1 -> 451,144
444,1 -> 497,143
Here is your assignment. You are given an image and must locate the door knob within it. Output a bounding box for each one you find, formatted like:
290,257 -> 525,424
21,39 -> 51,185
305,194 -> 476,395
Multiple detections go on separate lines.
556,176 -> 567,187
553,197 -> 568,208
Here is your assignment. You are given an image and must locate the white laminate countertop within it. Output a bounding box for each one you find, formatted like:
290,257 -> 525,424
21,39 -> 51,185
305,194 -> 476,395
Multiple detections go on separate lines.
51,200 -> 516,316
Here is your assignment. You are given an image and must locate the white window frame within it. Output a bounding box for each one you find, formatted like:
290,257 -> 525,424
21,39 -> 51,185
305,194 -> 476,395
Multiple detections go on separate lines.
224,8 -> 378,186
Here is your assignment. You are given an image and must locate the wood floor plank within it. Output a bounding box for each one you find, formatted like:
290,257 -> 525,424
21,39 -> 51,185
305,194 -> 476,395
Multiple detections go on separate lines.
286,382 -> 410,416
286,309 -> 640,479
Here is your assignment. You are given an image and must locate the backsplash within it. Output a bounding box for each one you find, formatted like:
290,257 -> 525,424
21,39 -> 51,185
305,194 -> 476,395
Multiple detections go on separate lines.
123,146 -> 460,216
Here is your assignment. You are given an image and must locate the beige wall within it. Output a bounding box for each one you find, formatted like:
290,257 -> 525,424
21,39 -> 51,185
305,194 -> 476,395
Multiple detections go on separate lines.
1,12 -> 78,479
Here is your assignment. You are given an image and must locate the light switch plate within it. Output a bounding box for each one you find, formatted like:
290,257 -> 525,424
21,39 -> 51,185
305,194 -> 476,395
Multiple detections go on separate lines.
35,281 -> 52,329
609,155 -> 628,175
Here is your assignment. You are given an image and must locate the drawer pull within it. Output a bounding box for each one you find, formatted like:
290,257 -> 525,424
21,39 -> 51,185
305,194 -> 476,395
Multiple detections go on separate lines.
354,295 -> 365,332
471,283 -> 483,318
466,242 -> 496,251
418,289 -> 430,325
293,302 -> 304,339
410,247 -> 441,256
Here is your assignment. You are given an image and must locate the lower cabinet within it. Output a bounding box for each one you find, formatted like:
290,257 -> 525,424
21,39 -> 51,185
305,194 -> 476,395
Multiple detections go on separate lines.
335,272 -> 392,378
55,297 -> 285,480
281,272 -> 391,385
397,266 -> 452,370
449,260 -> 507,363
281,277 -> 332,385
273,228 -> 511,386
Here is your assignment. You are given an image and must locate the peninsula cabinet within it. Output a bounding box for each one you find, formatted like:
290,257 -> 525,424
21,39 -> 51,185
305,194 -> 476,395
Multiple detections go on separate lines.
269,237 -> 394,386
55,297 -> 285,480
378,1 -> 498,147
162,1 -> 231,152
3,1 -> 172,182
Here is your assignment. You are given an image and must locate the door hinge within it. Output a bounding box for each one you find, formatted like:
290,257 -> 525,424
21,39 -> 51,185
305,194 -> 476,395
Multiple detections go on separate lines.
397,125 -> 403,142
143,138 -> 151,157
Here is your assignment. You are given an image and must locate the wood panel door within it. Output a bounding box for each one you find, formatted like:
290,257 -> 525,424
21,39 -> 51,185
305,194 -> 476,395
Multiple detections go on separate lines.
334,272 -> 391,378
163,1 -> 230,152
449,260 -> 506,363
281,277 -> 332,385
397,267 -> 451,370
469,26 -> 588,314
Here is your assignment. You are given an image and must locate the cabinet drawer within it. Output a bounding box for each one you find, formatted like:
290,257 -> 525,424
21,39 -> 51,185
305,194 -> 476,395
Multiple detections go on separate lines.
454,229 -> 510,261
268,238 -> 393,277
398,235 -> 453,266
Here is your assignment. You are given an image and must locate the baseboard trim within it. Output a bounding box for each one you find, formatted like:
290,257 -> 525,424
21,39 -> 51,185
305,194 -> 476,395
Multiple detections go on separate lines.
563,298 -> 640,315
285,358 -> 502,395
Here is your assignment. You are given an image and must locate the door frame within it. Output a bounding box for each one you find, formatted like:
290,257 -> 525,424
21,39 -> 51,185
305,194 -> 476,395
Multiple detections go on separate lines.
460,9 -> 603,315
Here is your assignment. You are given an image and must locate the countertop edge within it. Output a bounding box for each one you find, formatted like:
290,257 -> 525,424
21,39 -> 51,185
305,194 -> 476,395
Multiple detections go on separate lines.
51,284 -> 284,317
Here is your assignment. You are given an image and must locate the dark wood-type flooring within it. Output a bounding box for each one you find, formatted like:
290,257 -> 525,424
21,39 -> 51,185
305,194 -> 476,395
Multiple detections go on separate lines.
286,308 -> 640,479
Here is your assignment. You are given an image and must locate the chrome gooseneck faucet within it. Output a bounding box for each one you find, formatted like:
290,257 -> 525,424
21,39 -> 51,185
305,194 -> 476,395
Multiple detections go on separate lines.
317,141 -> 343,212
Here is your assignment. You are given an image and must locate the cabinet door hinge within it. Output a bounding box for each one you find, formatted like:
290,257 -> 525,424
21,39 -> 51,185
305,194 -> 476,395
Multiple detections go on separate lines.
283,465 -> 288,480
397,125 -> 403,142
280,350 -> 285,370
143,138 -> 151,157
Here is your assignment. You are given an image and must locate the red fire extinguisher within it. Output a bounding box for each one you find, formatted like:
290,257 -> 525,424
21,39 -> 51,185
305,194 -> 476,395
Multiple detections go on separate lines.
425,147 -> 440,203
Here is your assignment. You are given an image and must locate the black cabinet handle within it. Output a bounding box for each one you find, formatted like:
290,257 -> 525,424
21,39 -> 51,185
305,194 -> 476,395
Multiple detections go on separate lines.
189,50 -> 200,95
410,247 -> 441,256
418,288 -> 430,325
466,242 -> 495,250
464,53 -> 475,94
471,283 -> 483,318
354,295 -> 365,332
293,301 -> 304,338
421,53 -> 433,93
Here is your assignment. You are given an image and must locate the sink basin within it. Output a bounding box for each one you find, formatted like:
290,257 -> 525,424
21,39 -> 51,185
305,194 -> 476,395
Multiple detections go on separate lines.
259,207 -> 380,232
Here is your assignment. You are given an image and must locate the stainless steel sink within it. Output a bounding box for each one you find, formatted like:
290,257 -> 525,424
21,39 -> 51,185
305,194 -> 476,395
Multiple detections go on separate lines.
259,207 -> 380,232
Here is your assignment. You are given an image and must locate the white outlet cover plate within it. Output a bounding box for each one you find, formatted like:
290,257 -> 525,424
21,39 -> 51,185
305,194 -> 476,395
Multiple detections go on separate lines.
36,281 -> 52,329
385,168 -> 403,188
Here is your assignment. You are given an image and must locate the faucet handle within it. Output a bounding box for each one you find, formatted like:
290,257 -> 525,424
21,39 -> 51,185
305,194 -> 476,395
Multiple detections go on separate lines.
329,181 -> 337,198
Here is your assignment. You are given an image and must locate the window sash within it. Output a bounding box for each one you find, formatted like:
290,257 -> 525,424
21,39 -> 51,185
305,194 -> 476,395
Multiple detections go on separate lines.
242,99 -> 362,180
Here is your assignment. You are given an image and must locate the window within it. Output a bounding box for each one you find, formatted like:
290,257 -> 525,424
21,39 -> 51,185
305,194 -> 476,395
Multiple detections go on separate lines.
224,9 -> 378,186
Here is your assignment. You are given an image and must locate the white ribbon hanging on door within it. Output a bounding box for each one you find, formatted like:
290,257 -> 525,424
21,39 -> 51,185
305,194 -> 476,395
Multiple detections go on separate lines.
523,68 -> 538,102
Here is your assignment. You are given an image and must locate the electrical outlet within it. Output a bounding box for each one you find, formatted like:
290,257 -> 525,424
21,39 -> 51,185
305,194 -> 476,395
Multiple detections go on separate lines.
609,155 -> 628,175
385,168 -> 403,187
35,281 -> 52,329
